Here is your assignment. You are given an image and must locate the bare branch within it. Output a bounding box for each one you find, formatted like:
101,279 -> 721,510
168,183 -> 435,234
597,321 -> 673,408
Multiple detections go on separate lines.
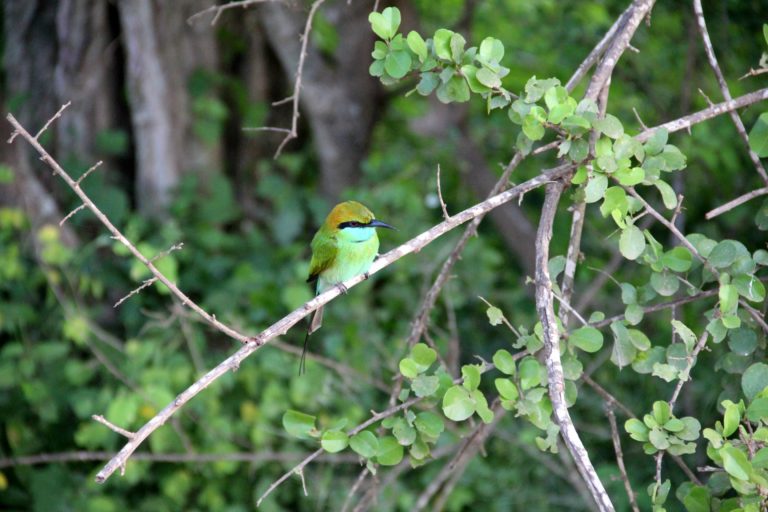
693,0 -> 768,185
187,0 -> 284,26
636,88 -> 768,141
535,182 -> 614,511
7,111 -> 251,344
584,0 -> 656,100
605,405 -> 640,512
668,330 -> 709,410
705,187 -> 768,219
92,415 -> 134,439
0,450 -> 358,469
246,0 -> 327,158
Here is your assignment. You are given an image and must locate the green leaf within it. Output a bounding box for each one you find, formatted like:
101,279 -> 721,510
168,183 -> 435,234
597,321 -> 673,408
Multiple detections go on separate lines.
492,349 -> 516,375
654,180 -> 678,209
652,363 -> 678,382
719,283 -> 738,315
524,76 -> 559,102
742,363 -> 768,401
414,412 -> 444,439
522,112 -> 545,141
611,322 -> 637,369
476,68 -> 501,89
411,343 -> 437,370
708,240 -> 741,268
519,357 -> 542,390
649,427 -> 670,450
722,400 -> 741,437
721,444 -> 752,480
406,31 -> 427,61
625,304 -> 644,325
671,320 -> 697,353
748,112 -> 768,157
561,114 -> 591,135
495,378 -> 519,401
369,11 -> 392,40
433,29 -> 454,60
568,139 -> 589,162
416,72 -> 439,96
615,166 -> 645,186
682,485 -> 711,512
282,410 -> 317,439
399,358 -> 418,379
449,32 -> 466,62
584,173 -> 608,203
392,418 -> 416,446
442,385 -> 475,421
486,305 -> 504,326
376,436 -> 404,466
436,75 -> 470,103
728,328 -> 758,356
651,271 -> 679,296
479,37 -> 504,63
384,50 -> 411,79
349,431 -> 378,458
734,273 -> 766,302
644,128 -> 668,155
628,329 -> 651,350
652,400 -> 671,424
600,186 -> 628,218
321,430 -> 349,453
619,225 -> 646,260
677,417 -> 701,441
747,398 -> 768,423
594,114 -> 624,139
660,145 -> 686,171
411,375 -> 439,397
569,326 -> 604,353
473,389 -> 494,424
662,246 -> 692,272
543,85 -> 568,110
625,418 -> 650,442
461,364 -> 482,391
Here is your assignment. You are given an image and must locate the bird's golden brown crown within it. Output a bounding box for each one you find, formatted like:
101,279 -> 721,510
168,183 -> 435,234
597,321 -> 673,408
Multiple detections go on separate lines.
324,201 -> 375,228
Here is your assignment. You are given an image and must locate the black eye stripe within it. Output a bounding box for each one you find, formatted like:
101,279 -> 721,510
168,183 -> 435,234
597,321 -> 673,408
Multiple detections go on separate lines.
338,220 -> 368,229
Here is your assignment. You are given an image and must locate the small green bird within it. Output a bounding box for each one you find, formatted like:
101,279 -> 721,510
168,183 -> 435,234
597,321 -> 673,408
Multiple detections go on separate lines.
301,201 -> 394,373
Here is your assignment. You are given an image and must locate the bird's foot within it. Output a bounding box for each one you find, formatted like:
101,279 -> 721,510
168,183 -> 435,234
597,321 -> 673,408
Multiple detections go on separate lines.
336,283 -> 349,294
363,272 -> 370,280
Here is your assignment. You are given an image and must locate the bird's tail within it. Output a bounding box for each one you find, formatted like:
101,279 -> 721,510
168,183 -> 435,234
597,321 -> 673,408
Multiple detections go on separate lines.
299,306 -> 324,375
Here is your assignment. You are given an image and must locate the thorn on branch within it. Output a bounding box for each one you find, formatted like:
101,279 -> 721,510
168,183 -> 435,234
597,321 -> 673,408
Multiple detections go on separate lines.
75,160 -> 103,187
92,414 -> 135,439
114,277 -> 158,308
436,164 -> 450,220
60,204 -> 86,227
150,243 -> 184,263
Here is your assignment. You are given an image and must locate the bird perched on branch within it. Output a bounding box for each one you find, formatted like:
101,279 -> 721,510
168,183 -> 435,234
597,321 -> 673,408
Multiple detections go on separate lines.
301,201 -> 394,373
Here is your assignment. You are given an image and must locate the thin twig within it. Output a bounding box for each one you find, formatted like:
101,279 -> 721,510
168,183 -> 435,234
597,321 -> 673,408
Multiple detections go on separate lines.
436,164 -> 450,220
605,405 -> 640,512
113,277 -> 158,308
60,204 -> 86,226
75,160 -> 103,186
247,0 -> 327,158
34,101 -> 71,139
92,415 -> 134,439
340,468 -> 370,512
705,187 -> 768,219
693,0 -> 768,185
668,330 -> 709,410
187,0 -> 284,26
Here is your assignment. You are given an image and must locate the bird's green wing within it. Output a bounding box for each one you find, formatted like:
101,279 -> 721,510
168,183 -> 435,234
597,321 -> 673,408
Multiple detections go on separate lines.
307,231 -> 337,285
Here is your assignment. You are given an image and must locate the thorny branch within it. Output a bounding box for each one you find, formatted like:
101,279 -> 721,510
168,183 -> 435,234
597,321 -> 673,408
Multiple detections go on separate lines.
243,0 -> 326,158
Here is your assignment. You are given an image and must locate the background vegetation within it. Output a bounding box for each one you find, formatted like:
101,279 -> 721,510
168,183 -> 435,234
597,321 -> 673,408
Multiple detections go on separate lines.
1,0 -> 768,510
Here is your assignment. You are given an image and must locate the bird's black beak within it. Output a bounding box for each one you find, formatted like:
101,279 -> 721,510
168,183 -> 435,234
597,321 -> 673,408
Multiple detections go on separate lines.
369,219 -> 396,230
